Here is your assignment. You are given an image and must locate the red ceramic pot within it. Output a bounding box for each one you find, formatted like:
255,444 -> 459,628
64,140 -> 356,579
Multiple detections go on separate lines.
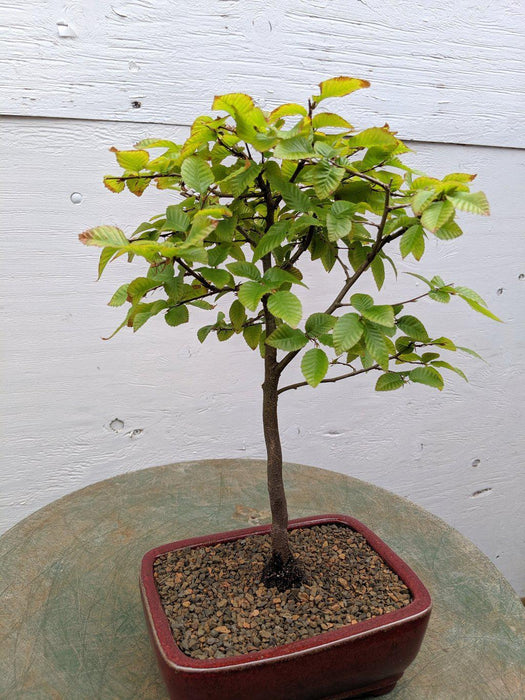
140,514 -> 432,700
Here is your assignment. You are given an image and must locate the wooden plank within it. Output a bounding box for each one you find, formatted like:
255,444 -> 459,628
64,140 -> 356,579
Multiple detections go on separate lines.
1,116 -> 524,595
0,1 -> 524,147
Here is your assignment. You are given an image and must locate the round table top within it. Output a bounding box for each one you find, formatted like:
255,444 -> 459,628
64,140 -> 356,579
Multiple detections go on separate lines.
1,459 -> 524,699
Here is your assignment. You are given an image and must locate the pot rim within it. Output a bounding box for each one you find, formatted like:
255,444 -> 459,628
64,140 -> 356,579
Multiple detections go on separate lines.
140,513 -> 432,673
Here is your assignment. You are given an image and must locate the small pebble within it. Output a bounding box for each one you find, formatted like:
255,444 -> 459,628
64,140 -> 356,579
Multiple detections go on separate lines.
154,524 -> 412,660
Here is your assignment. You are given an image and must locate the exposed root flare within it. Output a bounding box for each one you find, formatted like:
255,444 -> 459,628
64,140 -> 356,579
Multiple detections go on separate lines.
261,551 -> 309,592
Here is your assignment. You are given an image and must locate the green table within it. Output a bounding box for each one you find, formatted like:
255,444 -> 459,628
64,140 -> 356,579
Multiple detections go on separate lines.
1,460 -> 524,699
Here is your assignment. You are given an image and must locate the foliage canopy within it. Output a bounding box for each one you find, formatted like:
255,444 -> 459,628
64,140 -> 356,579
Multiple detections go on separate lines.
80,76 -> 498,394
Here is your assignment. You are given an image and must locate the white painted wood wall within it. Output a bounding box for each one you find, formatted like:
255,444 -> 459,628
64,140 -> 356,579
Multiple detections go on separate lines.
1,1 -> 524,594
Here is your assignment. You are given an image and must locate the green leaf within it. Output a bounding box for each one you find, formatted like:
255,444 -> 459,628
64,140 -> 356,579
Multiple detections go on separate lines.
350,293 -> 373,312
267,291 -> 302,327
165,305 -> 189,326
434,221 -> 463,240
431,360 -> 467,381
409,366 -> 444,390
305,312 -> 336,337
108,284 -> 129,307
212,92 -> 255,116
454,286 -> 487,306
370,256 -> 385,291
312,112 -> 353,130
181,157 -> 214,193
274,136 -> 316,160
243,324 -> 262,350
404,272 -> 432,287
197,325 -> 214,343
447,191 -> 490,216
132,300 -> 168,331
457,345 -> 484,361
400,225 -> 425,260
98,247 -> 118,279
397,315 -> 429,341
79,225 -> 128,249
103,176 -> 125,193
199,267 -> 233,288
361,305 -> 394,328
433,336 -> 457,351
301,348 -> 329,387
229,300 -> 247,331
443,172 -> 476,183
326,201 -> 354,241
227,261 -> 261,280
315,76 -> 370,103
364,323 -> 389,368
127,276 -> 159,300
411,190 -> 435,216
420,201 -> 455,232
420,352 -> 440,363
375,373 -> 405,391
221,161 -> 261,196
111,148 -> 149,171
278,180 -> 313,212
126,177 -> 150,197
311,161 -> 345,199
462,298 -> 502,322
183,216 -> 217,248
266,325 -> 308,351
217,328 -> 235,342
166,205 -> 191,232
252,222 -> 289,262
269,103 -> 307,121
333,313 -> 364,353
263,267 -> 306,288
348,127 -> 398,149
238,281 -> 266,311
429,290 -> 450,303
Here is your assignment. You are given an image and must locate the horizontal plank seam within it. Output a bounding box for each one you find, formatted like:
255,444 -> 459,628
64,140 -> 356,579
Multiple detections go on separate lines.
1,112 -> 523,152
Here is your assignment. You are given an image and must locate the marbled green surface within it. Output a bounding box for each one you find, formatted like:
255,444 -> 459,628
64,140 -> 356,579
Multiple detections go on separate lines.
1,460 -> 523,699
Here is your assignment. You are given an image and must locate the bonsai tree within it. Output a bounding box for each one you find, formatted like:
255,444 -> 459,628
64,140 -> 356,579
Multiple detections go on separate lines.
80,77 -> 498,590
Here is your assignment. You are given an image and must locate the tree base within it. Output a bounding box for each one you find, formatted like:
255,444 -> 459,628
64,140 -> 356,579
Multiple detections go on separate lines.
261,551 -> 309,592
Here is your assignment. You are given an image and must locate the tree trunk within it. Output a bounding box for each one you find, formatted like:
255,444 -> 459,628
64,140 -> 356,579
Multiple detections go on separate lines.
260,298 -> 307,590
262,348 -> 292,562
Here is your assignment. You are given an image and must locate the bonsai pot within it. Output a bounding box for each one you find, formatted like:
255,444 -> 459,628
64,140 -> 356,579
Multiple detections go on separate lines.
140,514 -> 432,700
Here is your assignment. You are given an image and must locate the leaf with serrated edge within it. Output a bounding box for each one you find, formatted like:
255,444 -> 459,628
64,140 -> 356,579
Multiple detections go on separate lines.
375,373 -> 405,391
267,291 -> 302,327
409,366 -> 444,390
301,348 -> 329,387
305,313 -> 336,337
266,325 -> 308,351
333,313 -> 363,353
238,281 -> 266,312
316,77 -> 370,103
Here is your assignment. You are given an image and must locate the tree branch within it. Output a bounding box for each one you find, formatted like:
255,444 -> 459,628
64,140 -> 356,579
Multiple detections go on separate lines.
174,258 -> 218,292
282,226 -> 314,270
276,184 -> 395,376
277,348 -> 431,395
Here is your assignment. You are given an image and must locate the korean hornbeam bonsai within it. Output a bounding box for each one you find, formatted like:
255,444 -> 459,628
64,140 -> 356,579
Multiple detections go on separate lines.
80,76 -> 498,591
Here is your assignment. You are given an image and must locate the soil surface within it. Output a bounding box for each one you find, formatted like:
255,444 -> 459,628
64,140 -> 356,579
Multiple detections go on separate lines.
153,523 -> 411,660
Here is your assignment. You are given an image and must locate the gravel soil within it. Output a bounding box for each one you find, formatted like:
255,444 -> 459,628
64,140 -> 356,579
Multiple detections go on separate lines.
153,523 -> 411,660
